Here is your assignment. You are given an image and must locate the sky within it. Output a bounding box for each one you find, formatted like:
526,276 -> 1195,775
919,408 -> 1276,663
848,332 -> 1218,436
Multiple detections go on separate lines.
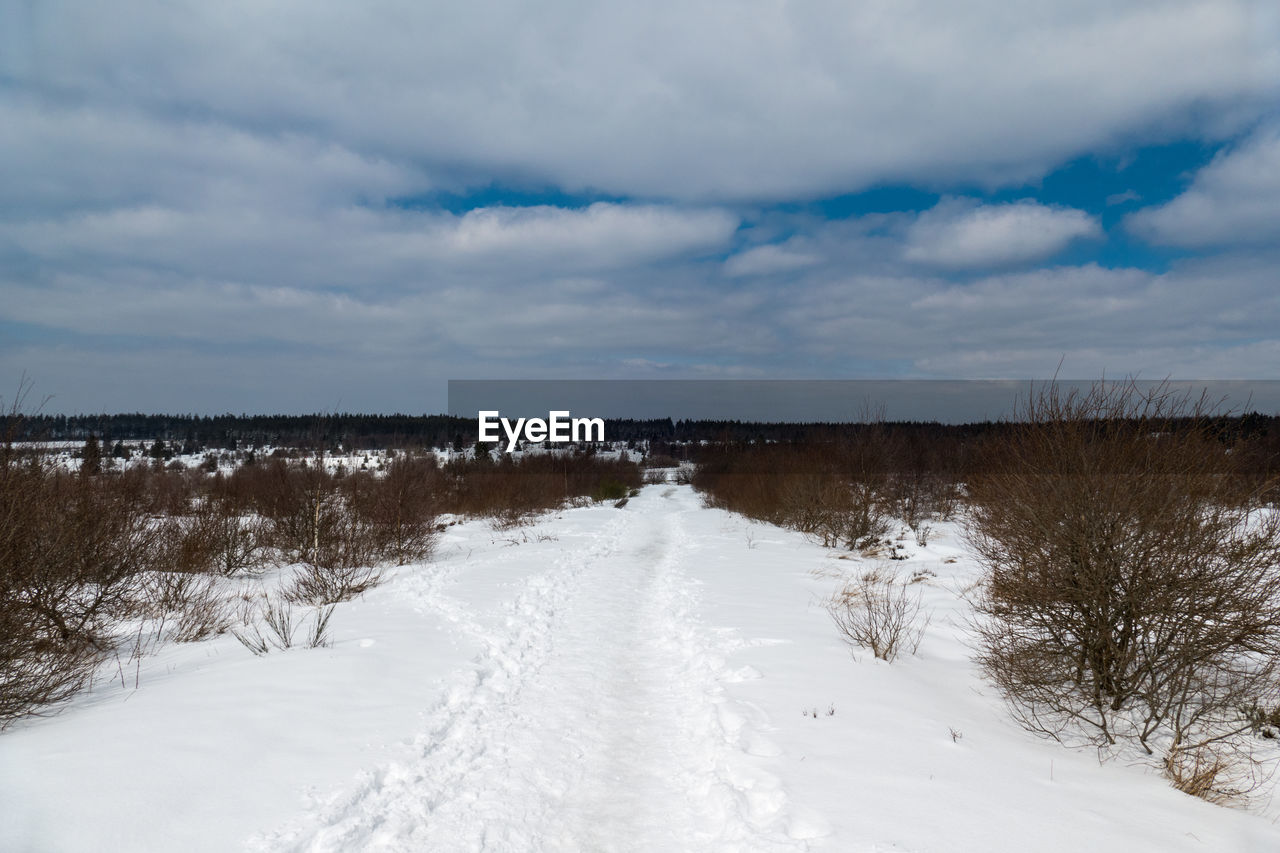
2,1 -> 1279,415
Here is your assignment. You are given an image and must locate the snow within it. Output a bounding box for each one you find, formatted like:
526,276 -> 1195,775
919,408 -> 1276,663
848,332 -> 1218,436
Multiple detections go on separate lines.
3,485 -> 1279,851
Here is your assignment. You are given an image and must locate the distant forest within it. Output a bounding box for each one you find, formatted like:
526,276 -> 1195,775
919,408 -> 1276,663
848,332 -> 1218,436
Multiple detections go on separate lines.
9,411 -> 1280,454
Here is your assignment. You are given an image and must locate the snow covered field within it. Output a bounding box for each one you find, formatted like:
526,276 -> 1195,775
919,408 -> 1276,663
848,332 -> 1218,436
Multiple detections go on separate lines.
3,485 -> 1279,852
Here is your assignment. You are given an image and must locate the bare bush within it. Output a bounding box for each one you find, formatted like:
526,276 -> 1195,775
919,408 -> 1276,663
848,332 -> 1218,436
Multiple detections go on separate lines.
1,433 -> 173,723
966,379 -> 1280,798
1163,742 -> 1269,804
826,566 -> 930,662
444,451 -> 642,520
307,604 -> 336,649
261,594 -> 297,648
182,493 -> 269,576
229,617 -> 269,657
354,456 -> 439,565
0,606 -> 101,724
643,468 -> 668,485
693,441 -> 892,550
232,592 -> 335,654
143,572 -> 231,642
247,459 -> 339,565
232,592 -> 294,653
287,561 -> 383,606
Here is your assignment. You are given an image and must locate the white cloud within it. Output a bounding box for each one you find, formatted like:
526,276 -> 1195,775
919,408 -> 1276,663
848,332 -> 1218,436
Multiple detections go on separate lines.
723,244 -> 822,277
1126,124 -> 1280,246
0,96 -> 424,216
775,254 -> 1280,378
8,247 -> 1280,410
4,1 -> 1276,201
435,204 -> 738,265
903,200 -> 1100,269
0,202 -> 738,292
3,1 -> 1280,409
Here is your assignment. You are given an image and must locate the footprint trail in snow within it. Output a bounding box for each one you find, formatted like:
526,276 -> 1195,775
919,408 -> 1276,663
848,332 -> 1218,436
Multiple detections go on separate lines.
254,487 -> 811,853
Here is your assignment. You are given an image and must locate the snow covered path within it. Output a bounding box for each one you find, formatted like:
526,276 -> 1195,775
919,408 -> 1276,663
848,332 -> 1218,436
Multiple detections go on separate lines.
6,484 -> 1280,852
258,487 -> 809,852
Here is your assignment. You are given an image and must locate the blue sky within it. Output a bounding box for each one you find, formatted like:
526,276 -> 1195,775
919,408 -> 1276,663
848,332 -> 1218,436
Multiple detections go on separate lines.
1,1 -> 1278,414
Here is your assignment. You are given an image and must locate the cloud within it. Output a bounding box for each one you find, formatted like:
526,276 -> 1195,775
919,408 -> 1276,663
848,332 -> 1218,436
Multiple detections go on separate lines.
435,204 -> 738,265
4,1 -> 1277,201
774,253 -> 1280,379
1126,124 -> 1280,246
3,2 -> 1279,411
723,244 -> 822,277
0,95 -> 425,217
1106,190 -> 1141,206
902,200 -> 1101,269
9,247 -> 1280,411
0,202 -> 738,294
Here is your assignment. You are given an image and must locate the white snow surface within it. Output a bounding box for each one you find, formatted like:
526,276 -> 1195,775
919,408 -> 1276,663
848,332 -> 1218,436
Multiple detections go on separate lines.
3,485 -> 1279,852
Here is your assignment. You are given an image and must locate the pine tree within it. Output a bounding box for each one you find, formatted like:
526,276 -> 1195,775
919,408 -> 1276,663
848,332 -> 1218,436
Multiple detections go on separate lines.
80,434 -> 101,476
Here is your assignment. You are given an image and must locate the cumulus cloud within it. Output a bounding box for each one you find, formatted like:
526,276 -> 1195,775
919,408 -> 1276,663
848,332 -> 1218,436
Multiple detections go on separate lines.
435,204 -> 738,265
0,95 -> 425,216
8,247 -> 1280,410
3,1 -> 1277,201
902,200 -> 1101,269
0,202 -> 738,295
775,254 -> 1280,378
1126,124 -> 1280,246
723,244 -> 822,277
3,2 -> 1279,410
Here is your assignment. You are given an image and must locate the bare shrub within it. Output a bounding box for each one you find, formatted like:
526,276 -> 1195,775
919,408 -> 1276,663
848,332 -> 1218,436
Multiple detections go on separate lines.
183,491 -> 269,576
0,604 -> 101,724
693,440 -> 892,550
1,448 -> 176,723
967,379 -> 1280,796
444,451 -> 642,520
642,453 -> 679,469
287,561 -> 383,606
826,565 -> 930,662
238,458 -> 428,601
778,475 -> 888,550
306,605 -> 336,649
247,459 -> 339,565
643,468 -> 668,485
230,617 -> 269,657
261,594 -> 297,648
232,592 -> 294,653
1163,743 -> 1267,804
163,574 -> 232,642
354,455 -> 439,565
232,593 -> 335,654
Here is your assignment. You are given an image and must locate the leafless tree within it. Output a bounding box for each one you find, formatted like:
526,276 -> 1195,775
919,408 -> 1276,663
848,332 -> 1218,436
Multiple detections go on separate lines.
966,379 -> 1280,798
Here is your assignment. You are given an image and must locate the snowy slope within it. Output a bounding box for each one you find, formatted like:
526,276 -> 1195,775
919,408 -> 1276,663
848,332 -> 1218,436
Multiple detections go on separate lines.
2,485 -> 1279,852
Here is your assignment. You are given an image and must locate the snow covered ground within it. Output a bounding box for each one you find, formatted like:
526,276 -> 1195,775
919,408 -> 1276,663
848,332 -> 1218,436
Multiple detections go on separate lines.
3,485 -> 1279,851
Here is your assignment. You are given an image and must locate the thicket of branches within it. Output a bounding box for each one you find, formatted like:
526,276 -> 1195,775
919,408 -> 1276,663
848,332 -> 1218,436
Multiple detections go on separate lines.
966,381 -> 1280,800
827,566 -> 930,662
444,450 -> 641,525
1,413 -> 641,726
692,430 -> 962,549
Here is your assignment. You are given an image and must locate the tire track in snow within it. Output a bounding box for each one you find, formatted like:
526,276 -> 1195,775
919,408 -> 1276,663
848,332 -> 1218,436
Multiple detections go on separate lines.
253,490 -> 811,852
